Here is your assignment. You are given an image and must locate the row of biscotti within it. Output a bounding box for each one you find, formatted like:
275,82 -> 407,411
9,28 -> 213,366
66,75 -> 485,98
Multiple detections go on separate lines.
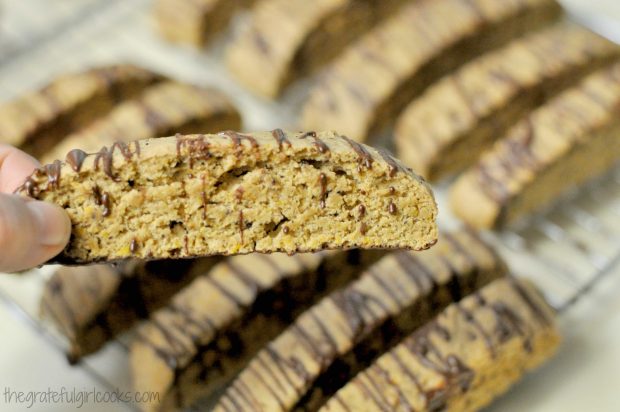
156,0 -> 562,100
0,64 -> 241,161
99,228 -> 557,412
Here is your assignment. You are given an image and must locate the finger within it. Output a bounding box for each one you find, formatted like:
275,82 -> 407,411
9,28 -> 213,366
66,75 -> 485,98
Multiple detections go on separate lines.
0,143 -> 40,193
0,193 -> 71,273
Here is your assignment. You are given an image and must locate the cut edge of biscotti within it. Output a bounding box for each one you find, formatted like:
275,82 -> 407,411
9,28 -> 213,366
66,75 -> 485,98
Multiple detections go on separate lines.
450,62 -> 620,229
16,130 -> 437,264
319,277 -> 560,412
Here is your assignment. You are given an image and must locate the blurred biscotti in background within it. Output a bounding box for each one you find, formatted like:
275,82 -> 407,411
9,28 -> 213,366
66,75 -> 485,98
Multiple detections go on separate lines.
0,65 -> 163,158
394,22 -> 620,181
450,62 -> 620,228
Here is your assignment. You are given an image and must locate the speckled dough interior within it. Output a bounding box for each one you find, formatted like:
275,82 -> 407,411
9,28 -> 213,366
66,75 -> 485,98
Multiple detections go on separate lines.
18,131 -> 437,263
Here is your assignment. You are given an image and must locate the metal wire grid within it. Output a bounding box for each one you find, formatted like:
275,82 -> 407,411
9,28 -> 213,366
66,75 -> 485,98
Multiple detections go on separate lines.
0,0 -> 618,410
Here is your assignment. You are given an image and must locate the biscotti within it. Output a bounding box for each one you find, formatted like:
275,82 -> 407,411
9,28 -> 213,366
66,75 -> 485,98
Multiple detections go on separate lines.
213,230 -> 506,412
395,22 -> 619,180
17,131 -> 437,264
42,81 -> 241,163
154,0 -> 255,46
301,0 -> 562,141
0,65 -> 162,158
320,277 -> 560,412
225,0 -> 409,98
40,258 -> 219,361
450,62 -> 620,229
130,250 -> 383,412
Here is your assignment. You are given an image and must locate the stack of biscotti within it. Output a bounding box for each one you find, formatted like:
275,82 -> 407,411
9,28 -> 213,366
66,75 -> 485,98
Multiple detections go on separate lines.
394,22 -> 620,181
41,258 -> 219,362
210,229 -> 508,412
225,0 -> 412,98
450,62 -> 620,228
130,250 -> 384,412
301,0 -> 562,140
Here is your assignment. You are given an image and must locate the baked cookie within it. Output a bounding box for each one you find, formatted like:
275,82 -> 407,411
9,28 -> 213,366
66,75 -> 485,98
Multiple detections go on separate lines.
154,0 -> 255,46
450,62 -> 620,228
0,65 -> 162,158
320,277 -> 560,412
213,230 -> 506,412
17,131 -> 437,264
40,258 -> 219,362
395,22 -> 619,181
42,81 -> 241,163
301,0 -> 562,141
225,0 -> 409,98
130,250 -> 383,412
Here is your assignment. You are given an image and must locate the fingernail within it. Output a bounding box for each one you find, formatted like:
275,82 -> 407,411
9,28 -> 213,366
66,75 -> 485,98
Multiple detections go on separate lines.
27,201 -> 71,246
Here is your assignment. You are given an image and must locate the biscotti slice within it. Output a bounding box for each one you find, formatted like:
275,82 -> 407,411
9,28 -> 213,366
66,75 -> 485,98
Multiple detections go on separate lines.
42,81 -> 241,163
301,0 -> 562,141
450,62 -> 620,229
130,250 -> 383,412
212,230 -> 506,412
395,22 -> 620,181
41,258 -> 219,362
154,0 -> 255,46
320,277 -> 560,412
225,0 -> 409,98
0,65 -> 162,158
17,131 -> 437,264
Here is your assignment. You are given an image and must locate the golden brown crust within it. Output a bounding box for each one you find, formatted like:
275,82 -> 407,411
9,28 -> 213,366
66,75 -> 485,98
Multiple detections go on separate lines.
301,0 -> 562,141
0,65 -> 162,158
395,22 -> 620,180
17,131 -> 437,263
213,230 -> 506,412
41,81 -> 241,163
450,62 -> 620,228
130,250 -> 383,412
319,278 -> 560,412
225,0 -> 409,98
154,0 -> 255,46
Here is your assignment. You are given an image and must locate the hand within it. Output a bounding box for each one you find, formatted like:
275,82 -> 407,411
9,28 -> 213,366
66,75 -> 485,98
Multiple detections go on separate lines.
0,144 -> 71,272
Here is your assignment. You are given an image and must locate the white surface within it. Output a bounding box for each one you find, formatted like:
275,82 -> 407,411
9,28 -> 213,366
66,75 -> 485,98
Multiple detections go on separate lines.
0,0 -> 619,411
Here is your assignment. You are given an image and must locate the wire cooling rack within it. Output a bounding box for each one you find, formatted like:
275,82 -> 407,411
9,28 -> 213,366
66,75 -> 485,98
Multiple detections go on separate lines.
0,0 -> 619,411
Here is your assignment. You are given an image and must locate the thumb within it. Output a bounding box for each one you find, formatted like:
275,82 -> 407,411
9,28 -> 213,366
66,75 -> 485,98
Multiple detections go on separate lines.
0,193 -> 71,272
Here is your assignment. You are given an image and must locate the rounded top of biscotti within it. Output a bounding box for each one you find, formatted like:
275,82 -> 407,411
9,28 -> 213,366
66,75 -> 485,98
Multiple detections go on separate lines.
16,130 -> 434,202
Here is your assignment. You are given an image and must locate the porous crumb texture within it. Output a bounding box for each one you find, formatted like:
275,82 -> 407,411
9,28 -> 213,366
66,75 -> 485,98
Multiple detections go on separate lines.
155,0 -> 256,46
394,22 -> 620,181
320,278 -> 561,412
225,0 -> 410,98
41,81 -> 241,163
0,65 -> 162,158
40,257 -> 219,361
131,250 -> 383,412
18,131 -> 437,264
301,0 -> 562,141
213,230 -> 507,412
450,62 -> 620,229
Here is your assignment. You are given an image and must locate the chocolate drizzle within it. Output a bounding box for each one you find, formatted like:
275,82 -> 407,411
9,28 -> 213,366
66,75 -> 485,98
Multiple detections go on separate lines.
65,149 -> 88,172
176,134 -> 210,168
300,131 -> 330,154
377,148 -> 401,177
93,141 -> 140,181
271,128 -> 291,151
318,173 -> 328,208
44,160 -> 62,190
220,130 -> 259,152
340,135 -> 373,171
